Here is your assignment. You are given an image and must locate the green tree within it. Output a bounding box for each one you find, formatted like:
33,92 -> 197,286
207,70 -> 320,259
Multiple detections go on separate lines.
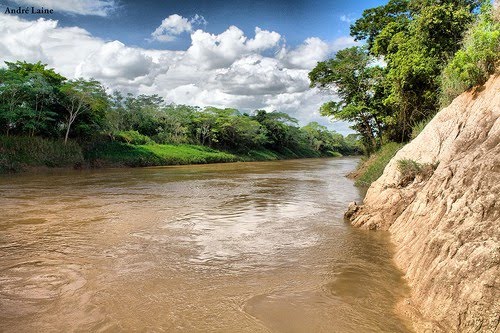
216,113 -> 266,151
60,78 -> 109,144
0,61 -> 65,137
0,69 -> 25,136
122,94 -> 164,136
253,110 -> 304,152
22,72 -> 59,136
192,107 -> 220,146
350,0 -> 482,141
309,46 -> 388,153
156,104 -> 197,144
350,0 -> 411,51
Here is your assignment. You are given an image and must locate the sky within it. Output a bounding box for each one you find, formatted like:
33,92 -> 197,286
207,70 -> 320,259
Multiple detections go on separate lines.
0,0 -> 386,134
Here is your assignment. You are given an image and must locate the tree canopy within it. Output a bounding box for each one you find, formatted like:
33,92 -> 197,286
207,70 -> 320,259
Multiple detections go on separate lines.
310,0 -> 495,146
309,46 -> 388,152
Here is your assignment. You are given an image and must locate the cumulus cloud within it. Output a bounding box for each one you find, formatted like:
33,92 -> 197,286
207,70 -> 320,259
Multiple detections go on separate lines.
185,25 -> 281,69
278,37 -> 330,69
151,14 -> 207,42
278,36 -> 358,69
330,36 -> 358,50
75,41 -> 157,86
0,15 -> 103,76
247,27 -> 282,51
0,14 -> 357,133
9,0 -> 116,16
212,55 -> 308,96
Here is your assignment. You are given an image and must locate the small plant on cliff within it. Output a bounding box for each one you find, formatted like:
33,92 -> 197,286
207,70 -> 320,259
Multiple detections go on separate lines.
397,159 -> 439,187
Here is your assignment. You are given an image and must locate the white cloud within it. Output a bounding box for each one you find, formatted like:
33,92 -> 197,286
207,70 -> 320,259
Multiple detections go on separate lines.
247,27 -> 281,51
212,55 -> 308,96
185,25 -> 281,69
340,15 -> 353,23
0,15 -> 103,77
331,36 -> 357,50
10,0 -> 116,16
278,37 -> 330,69
151,14 -> 207,42
278,36 -> 358,69
0,14 -> 357,133
76,41 -> 157,85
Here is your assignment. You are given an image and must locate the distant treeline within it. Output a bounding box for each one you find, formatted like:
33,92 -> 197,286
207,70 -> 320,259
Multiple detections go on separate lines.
0,61 -> 361,159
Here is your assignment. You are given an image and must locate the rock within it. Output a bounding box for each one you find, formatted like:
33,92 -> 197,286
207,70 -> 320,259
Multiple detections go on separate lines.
344,201 -> 360,220
347,74 -> 500,332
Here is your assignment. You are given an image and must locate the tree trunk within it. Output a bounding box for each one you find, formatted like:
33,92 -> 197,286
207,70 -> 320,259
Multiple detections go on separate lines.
64,122 -> 71,144
64,113 -> 76,144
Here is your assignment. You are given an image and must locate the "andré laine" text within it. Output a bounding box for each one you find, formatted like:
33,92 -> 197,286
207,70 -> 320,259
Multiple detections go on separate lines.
4,6 -> 54,14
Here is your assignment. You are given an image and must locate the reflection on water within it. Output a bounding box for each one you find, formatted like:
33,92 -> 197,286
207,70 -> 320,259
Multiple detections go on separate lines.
0,158 -> 412,332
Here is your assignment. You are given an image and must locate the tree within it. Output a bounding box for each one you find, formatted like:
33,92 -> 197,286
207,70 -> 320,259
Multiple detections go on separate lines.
59,78 -> 108,144
350,0 -> 411,51
0,61 -> 65,137
309,46 -> 388,153
349,0 -> 482,141
192,107 -> 220,146
0,69 -> 25,136
252,110 -> 304,151
122,94 -> 164,136
156,104 -> 197,144
216,113 -> 266,151
22,72 -> 58,136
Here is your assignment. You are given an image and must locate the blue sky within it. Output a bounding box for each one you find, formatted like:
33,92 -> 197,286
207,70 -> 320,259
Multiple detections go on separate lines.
10,0 -> 385,48
0,0 -> 387,133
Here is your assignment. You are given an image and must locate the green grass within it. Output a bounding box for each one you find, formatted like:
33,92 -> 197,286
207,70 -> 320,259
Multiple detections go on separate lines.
397,158 -> 439,187
84,141 -> 239,167
0,136 -> 84,172
1,136 -> 349,173
239,148 -> 281,161
239,145 -> 328,162
85,141 -> 341,168
353,142 -> 404,187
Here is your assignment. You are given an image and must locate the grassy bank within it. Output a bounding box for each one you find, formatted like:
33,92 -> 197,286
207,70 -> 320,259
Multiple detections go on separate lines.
84,141 -> 342,167
1,136 -> 345,173
0,136 -> 84,173
350,142 -> 404,187
84,141 -> 240,167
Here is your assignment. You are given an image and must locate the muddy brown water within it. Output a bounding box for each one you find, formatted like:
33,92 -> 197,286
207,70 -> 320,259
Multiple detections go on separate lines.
0,158 -> 413,332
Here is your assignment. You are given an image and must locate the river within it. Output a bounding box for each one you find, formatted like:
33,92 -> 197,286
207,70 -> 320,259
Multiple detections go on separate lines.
0,158 -> 412,332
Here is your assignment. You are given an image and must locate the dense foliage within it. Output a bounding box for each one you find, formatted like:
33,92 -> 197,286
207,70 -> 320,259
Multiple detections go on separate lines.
440,3 -> 500,105
310,0 -> 498,148
0,61 -> 360,167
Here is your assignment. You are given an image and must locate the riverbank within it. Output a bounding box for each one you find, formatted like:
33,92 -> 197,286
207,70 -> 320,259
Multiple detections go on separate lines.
0,136 -> 342,174
346,74 -> 499,332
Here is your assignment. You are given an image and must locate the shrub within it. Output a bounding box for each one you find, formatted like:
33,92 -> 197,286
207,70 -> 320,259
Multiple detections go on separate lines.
353,142 -> 404,187
0,136 -> 84,172
114,130 -> 153,145
440,3 -> 500,106
397,159 -> 438,187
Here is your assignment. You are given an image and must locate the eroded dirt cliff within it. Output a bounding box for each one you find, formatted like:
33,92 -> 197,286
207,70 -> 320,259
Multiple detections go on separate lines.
347,74 -> 500,332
